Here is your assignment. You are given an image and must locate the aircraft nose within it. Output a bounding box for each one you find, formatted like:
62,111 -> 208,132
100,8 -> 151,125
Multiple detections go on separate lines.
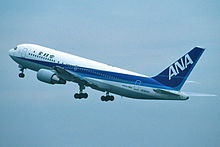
9,49 -> 14,57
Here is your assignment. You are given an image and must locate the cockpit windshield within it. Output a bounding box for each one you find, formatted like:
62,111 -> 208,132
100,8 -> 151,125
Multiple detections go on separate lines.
14,47 -> 17,50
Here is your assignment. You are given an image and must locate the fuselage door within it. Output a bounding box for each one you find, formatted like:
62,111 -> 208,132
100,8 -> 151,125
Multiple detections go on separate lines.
21,48 -> 28,58
134,80 -> 141,91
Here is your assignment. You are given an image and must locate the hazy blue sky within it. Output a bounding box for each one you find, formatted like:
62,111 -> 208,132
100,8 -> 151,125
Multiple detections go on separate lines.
1,0 -> 220,146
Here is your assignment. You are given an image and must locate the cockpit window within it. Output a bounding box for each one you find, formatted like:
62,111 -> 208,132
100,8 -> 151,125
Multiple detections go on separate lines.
14,47 -> 17,50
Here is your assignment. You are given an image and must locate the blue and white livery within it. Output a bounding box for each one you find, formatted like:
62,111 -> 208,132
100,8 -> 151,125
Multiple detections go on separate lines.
9,44 -> 205,101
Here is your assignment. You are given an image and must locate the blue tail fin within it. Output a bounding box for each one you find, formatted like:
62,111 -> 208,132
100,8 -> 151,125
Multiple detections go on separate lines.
152,47 -> 205,91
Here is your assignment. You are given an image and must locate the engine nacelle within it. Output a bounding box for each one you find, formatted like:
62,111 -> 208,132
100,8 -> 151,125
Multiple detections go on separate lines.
37,69 -> 66,84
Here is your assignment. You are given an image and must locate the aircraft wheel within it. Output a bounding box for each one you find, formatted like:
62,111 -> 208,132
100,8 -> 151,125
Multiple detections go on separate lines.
19,73 -> 25,78
101,96 -> 106,101
74,93 -> 80,99
83,93 -> 88,98
110,96 -> 114,101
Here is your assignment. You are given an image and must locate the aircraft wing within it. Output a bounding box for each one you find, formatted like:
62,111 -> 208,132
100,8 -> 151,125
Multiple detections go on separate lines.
54,66 -> 103,91
54,66 -> 88,84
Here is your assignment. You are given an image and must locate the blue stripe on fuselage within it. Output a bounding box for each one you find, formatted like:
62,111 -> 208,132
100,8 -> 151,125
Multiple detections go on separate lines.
17,56 -> 174,90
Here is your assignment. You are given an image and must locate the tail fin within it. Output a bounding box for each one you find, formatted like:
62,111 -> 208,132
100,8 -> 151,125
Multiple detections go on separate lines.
152,47 -> 205,91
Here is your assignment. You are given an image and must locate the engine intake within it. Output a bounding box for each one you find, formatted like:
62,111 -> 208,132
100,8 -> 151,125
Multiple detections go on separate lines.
37,69 -> 66,84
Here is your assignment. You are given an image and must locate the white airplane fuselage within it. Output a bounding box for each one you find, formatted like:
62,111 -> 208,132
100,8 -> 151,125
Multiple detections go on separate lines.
9,44 -> 204,101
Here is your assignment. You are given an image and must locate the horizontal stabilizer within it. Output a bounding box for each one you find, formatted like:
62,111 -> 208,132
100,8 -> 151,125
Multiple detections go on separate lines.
153,88 -> 180,96
183,92 -> 217,97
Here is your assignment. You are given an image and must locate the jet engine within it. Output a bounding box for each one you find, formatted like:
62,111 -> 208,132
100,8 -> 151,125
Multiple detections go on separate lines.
37,69 -> 66,84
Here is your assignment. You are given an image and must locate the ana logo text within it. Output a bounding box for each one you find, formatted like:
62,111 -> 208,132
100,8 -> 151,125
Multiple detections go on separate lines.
169,54 -> 193,80
38,51 -> 55,59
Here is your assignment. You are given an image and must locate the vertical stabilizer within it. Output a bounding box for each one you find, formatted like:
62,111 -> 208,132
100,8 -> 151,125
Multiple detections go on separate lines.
152,47 -> 205,91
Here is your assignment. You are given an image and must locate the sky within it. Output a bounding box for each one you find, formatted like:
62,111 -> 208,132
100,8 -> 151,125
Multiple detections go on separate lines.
1,0 -> 220,146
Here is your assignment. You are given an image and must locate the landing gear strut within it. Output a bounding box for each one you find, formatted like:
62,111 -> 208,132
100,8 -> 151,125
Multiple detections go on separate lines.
101,92 -> 114,102
18,65 -> 25,78
74,84 -> 88,99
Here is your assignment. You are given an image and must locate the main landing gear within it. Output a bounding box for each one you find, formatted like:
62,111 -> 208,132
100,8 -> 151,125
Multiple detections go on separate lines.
74,84 -> 88,99
18,65 -> 25,78
101,92 -> 114,102
73,84 -> 115,102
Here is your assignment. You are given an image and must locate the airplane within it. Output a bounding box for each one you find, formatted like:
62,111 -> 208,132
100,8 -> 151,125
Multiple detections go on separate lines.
9,44 -> 205,101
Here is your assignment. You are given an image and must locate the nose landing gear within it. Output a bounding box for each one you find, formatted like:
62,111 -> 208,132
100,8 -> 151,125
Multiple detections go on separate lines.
18,65 -> 25,78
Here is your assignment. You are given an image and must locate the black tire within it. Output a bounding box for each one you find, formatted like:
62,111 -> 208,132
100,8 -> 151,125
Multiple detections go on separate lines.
101,96 -> 105,101
74,93 -> 79,99
19,73 -> 25,78
110,96 -> 114,101
83,93 -> 88,98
